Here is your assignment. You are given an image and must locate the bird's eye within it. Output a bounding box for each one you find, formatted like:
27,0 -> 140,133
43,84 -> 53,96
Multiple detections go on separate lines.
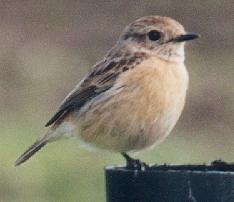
148,30 -> 161,41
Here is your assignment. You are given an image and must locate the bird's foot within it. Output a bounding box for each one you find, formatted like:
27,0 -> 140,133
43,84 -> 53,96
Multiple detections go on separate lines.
121,152 -> 149,171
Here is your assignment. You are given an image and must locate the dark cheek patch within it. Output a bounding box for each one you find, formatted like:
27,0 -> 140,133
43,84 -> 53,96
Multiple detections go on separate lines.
133,34 -> 146,43
123,31 -> 146,44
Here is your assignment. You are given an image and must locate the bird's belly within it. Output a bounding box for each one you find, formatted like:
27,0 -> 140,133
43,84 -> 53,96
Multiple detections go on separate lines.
75,86 -> 186,152
75,61 -> 188,152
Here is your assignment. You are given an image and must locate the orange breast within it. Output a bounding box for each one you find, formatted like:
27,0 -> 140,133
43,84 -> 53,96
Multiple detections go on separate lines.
76,57 -> 188,152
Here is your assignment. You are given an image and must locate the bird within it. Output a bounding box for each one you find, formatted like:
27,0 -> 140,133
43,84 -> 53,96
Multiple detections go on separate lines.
15,16 -> 199,169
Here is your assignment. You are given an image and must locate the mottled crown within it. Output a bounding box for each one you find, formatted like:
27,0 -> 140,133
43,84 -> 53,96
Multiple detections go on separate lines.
120,16 -> 185,43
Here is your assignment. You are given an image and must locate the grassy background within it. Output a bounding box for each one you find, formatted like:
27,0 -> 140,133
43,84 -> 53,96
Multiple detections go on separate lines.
0,1 -> 233,201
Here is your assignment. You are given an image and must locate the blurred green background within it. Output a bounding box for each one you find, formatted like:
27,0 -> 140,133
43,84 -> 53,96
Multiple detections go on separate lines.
0,1 -> 233,201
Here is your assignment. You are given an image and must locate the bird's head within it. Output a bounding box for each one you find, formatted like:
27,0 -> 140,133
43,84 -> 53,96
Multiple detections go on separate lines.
119,16 -> 199,62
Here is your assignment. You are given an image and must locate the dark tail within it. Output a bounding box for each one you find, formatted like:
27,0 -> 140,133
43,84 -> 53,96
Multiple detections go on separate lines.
14,138 -> 48,166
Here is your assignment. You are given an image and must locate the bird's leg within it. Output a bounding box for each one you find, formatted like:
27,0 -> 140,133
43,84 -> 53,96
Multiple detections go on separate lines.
121,152 -> 149,170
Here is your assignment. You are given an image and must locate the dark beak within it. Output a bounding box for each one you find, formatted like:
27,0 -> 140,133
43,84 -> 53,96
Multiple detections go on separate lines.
173,32 -> 200,43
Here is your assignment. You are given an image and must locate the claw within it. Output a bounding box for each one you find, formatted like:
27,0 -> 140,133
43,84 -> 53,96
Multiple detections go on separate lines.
121,152 -> 149,171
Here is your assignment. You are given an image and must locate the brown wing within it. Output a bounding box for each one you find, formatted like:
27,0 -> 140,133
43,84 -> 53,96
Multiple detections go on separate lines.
45,85 -> 102,127
45,48 -> 147,127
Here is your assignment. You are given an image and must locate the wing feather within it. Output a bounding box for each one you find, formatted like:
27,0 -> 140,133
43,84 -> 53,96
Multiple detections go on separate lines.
45,48 -> 146,127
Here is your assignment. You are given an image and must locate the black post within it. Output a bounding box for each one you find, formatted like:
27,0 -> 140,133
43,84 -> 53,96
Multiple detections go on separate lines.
105,161 -> 234,202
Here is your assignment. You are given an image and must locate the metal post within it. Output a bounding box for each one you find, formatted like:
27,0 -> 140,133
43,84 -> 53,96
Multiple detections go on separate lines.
105,161 -> 234,202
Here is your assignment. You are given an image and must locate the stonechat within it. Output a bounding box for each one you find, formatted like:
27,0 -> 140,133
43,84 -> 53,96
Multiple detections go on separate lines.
15,16 -> 199,168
